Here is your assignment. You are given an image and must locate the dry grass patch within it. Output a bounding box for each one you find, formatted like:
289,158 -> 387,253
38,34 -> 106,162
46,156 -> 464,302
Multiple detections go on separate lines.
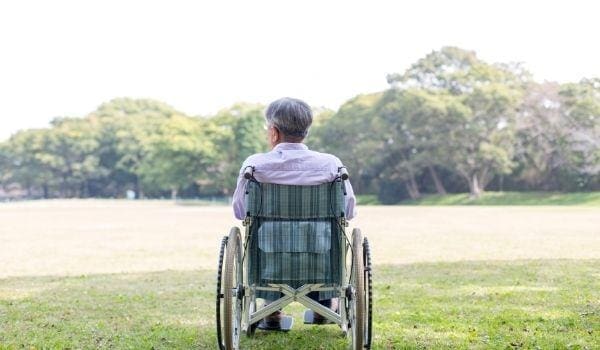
1,201 -> 599,278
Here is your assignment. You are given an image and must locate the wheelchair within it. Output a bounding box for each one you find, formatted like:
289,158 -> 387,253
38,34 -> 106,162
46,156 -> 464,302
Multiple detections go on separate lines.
216,167 -> 373,349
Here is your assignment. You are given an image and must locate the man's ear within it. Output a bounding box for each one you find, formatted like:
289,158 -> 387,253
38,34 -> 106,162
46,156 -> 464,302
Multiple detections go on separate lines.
272,126 -> 281,144
268,126 -> 279,147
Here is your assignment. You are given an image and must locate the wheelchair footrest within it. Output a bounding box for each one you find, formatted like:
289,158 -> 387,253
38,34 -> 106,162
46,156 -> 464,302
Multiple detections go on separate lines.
303,310 -> 335,325
257,315 -> 294,332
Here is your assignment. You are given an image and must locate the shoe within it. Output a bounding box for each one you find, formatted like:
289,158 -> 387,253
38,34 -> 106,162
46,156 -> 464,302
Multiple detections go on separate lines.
312,312 -> 327,324
313,298 -> 339,324
264,310 -> 283,329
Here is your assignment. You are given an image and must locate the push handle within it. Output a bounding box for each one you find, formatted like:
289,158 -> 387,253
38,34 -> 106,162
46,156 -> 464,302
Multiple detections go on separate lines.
339,167 -> 349,181
243,166 -> 255,180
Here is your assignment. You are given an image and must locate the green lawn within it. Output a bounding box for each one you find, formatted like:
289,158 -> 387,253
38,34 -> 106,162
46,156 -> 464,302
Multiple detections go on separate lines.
357,192 -> 600,206
2,260 -> 598,349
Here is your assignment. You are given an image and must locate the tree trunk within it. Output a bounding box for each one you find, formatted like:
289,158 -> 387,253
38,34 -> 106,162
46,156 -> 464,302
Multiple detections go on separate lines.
61,176 -> 67,198
480,167 -> 492,190
468,173 -> 483,198
171,187 -> 178,200
428,165 -> 447,195
405,169 -> 421,200
135,176 -> 144,199
80,182 -> 86,198
405,182 -> 418,200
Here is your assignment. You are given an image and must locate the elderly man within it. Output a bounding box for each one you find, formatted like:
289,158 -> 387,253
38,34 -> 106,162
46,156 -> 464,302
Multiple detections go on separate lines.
232,97 -> 356,327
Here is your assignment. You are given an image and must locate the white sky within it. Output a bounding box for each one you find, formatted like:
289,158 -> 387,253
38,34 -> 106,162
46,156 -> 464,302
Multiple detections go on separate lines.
1,0 -> 599,141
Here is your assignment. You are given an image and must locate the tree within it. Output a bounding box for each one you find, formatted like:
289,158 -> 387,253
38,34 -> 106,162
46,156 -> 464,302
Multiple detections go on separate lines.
0,142 -> 9,188
43,117 -> 104,197
557,78 -> 600,189
310,93 -> 382,194
515,82 -> 570,189
138,115 -> 223,199
375,88 -> 464,198
93,98 -> 183,198
2,129 -> 58,197
387,47 -> 527,197
209,103 -> 268,195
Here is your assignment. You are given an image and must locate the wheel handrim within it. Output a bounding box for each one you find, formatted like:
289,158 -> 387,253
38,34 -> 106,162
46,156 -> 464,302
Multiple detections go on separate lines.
350,228 -> 365,349
364,238 -> 373,349
216,236 -> 228,350
223,228 -> 242,350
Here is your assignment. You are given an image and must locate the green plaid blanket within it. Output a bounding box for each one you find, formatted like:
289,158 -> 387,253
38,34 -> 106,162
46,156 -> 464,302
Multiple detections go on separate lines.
245,181 -> 345,300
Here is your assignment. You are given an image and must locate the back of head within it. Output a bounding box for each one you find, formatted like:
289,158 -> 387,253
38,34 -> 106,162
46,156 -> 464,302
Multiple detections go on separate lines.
265,97 -> 313,141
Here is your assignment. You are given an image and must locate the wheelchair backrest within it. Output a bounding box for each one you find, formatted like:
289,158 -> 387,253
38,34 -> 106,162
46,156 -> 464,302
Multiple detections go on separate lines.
245,180 -> 346,220
244,180 -> 346,288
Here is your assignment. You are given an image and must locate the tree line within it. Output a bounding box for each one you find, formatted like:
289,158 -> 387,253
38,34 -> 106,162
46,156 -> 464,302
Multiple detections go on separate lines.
1,47 -> 598,202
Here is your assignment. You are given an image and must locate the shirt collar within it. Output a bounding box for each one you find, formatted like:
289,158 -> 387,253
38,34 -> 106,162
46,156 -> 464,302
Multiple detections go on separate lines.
272,142 -> 309,151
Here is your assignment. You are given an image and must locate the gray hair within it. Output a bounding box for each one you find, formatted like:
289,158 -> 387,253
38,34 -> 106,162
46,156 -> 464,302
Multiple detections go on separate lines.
265,97 -> 312,139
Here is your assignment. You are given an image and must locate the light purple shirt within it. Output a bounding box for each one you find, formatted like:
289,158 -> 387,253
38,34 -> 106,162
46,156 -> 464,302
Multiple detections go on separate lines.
232,143 -> 357,220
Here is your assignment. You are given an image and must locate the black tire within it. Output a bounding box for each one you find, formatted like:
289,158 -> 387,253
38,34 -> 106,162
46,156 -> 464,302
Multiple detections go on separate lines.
216,236 -> 228,350
223,227 -> 243,350
350,228 -> 365,350
363,237 -> 373,349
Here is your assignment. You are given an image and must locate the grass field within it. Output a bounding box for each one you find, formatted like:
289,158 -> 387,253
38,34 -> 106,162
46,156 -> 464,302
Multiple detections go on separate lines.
357,191 -> 600,206
1,200 -> 599,349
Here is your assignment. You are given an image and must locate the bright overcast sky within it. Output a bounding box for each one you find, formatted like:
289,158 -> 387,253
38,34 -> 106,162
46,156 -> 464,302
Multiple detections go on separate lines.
0,0 -> 599,141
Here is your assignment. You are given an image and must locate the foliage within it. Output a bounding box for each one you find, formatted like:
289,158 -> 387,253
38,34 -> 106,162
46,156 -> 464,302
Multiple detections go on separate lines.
0,48 -> 598,202
138,115 -> 222,198
309,93 -> 382,194
383,47 -> 526,197
208,103 -> 269,194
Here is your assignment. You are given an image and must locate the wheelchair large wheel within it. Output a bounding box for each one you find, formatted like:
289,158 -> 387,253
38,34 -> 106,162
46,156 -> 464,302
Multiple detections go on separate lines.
220,228 -> 243,350
363,237 -> 373,349
216,235 -> 228,350
349,228 -> 366,350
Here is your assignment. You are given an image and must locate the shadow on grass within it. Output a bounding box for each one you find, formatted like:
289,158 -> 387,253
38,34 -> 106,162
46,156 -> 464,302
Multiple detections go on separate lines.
1,260 -> 599,349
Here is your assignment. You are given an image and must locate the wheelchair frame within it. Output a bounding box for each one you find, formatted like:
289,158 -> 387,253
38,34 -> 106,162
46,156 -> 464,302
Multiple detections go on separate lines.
216,168 -> 372,349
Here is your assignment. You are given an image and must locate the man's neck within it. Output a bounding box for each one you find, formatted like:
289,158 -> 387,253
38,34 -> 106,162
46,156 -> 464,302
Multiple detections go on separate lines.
271,140 -> 304,149
271,142 -> 308,151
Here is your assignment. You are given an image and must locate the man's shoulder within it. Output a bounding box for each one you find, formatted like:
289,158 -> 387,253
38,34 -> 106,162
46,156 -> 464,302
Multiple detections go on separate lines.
240,148 -> 343,170
243,152 -> 266,164
240,152 -> 268,170
307,149 -> 343,165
